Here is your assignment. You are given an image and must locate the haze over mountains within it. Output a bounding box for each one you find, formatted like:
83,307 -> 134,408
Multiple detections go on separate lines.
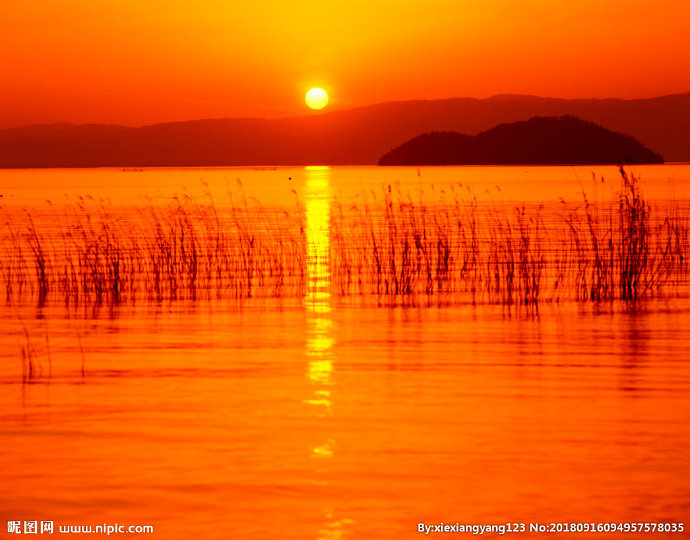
1,93 -> 688,168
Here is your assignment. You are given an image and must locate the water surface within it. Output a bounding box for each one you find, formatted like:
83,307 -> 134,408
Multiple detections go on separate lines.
1,165 -> 689,538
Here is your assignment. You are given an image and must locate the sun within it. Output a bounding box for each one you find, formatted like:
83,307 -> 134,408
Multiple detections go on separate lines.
305,88 -> 328,110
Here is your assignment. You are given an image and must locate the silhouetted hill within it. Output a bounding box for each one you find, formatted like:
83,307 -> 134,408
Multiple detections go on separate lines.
378,116 -> 664,165
0,93 -> 688,167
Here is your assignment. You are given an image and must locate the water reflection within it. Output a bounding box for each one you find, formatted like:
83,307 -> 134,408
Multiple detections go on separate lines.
302,166 -> 345,539
303,166 -> 335,392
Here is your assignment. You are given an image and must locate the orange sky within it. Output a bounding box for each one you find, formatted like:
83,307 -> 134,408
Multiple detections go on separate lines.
2,0 -> 690,127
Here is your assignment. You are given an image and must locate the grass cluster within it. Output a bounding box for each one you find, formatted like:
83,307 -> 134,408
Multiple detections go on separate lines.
1,189 -> 305,306
1,169 -> 688,307
331,168 -> 688,305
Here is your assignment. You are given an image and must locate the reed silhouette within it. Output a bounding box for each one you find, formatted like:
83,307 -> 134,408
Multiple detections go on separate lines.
1,169 -> 687,307
331,169 -> 687,305
1,188 -> 306,306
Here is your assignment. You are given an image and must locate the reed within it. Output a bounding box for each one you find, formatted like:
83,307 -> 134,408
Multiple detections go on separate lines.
19,322 -> 40,382
16,316 -> 51,383
329,170 -> 688,305
1,170 -> 688,307
1,191 -> 306,306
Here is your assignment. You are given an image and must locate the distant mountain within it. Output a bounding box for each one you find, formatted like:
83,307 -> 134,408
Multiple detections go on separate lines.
0,93 -> 688,167
378,116 -> 664,165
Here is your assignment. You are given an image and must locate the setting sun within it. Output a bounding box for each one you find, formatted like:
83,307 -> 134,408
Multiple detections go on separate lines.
1,1 -> 690,539
305,88 -> 328,110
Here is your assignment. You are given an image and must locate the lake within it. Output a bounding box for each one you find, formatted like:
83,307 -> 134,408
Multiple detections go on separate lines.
1,165 -> 689,539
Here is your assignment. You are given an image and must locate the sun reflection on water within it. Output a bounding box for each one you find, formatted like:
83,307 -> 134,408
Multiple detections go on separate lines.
303,165 -> 334,392
302,166 -> 353,540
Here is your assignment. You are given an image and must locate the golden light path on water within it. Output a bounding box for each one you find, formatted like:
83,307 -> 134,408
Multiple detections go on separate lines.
303,165 -> 335,395
301,166 -> 353,540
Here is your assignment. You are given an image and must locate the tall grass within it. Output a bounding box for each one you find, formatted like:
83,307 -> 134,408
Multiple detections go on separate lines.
1,191 -> 306,306
16,315 -> 51,383
1,170 -> 688,307
330,170 -> 688,305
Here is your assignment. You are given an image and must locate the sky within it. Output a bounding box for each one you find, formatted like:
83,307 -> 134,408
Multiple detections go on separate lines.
2,0 -> 690,128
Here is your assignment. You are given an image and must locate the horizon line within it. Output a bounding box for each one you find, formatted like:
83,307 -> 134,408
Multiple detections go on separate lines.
2,90 -> 689,131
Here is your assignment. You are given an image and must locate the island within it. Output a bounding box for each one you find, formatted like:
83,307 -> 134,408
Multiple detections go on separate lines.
378,116 -> 664,166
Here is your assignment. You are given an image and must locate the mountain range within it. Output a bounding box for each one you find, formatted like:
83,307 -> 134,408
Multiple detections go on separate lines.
379,116 -> 664,165
1,92 -> 688,167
